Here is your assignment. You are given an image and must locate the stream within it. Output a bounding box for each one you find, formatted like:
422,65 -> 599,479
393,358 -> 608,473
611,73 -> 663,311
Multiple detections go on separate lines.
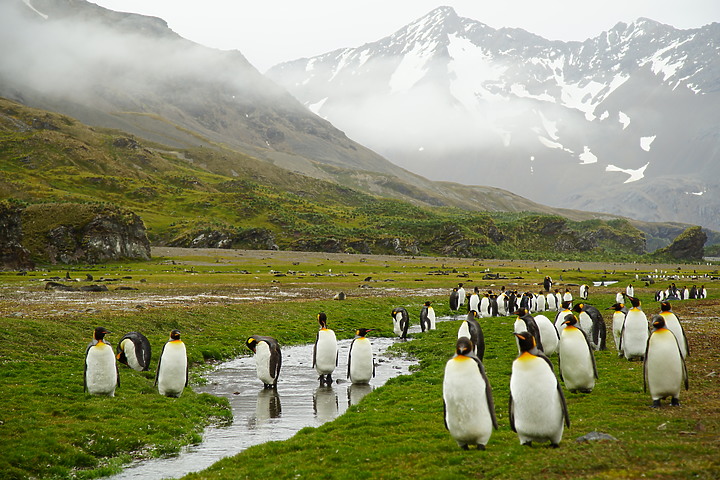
105,324 -> 431,480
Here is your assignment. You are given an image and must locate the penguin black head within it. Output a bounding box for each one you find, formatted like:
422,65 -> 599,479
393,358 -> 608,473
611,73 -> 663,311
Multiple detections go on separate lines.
467,310 -> 479,320
94,326 -> 111,341
514,331 -> 536,353
625,295 -> 641,308
424,301 -> 431,306
562,314 -> 578,327
572,303 -> 584,313
317,312 -> 328,328
512,307 -> 528,317
561,300 -> 572,310
660,301 -> 672,312
455,337 -> 474,356
651,315 -> 667,331
246,337 -> 258,353
170,329 -> 181,341
458,283 -> 464,288
356,328 -> 373,337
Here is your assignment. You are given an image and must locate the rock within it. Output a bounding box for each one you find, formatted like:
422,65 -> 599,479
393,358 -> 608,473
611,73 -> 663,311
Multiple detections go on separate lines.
575,431 -> 619,443
0,200 -> 35,271
652,226 -> 707,261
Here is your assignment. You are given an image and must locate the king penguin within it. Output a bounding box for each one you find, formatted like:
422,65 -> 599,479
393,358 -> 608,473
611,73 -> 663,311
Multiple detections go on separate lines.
246,335 -> 282,389
84,326 -> 119,396
644,315 -> 689,407
572,303 -> 607,351
509,331 -> 570,447
313,313 -> 338,386
620,295 -> 649,361
347,328 -> 375,384
659,301 -> 689,358
458,310 -> 485,360
457,283 -> 466,308
155,329 -> 188,397
420,301 -> 436,331
443,337 -> 498,450
449,288 -> 460,311
554,301 -> 574,331
533,313 -> 559,356
513,308 -> 544,353
391,307 -> 409,339
116,331 -> 152,371
558,314 -> 598,393
608,303 -> 628,354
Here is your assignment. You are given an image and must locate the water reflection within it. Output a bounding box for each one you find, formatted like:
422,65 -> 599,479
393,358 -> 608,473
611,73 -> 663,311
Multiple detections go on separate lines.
348,383 -> 374,406
249,388 -> 282,429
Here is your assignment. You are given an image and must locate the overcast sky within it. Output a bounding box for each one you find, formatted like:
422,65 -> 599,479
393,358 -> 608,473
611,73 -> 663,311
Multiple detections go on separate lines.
91,1 -> 720,72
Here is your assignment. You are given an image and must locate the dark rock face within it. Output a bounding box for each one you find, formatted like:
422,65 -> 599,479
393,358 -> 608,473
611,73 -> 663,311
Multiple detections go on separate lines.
0,201 -> 35,271
654,226 -> 707,260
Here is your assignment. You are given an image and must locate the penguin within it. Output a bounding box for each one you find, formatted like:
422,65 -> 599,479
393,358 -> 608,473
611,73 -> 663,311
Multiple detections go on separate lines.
479,292 -> 491,317
468,287 -> 480,313
626,284 -> 634,297
246,335 -> 282,389
615,291 -> 624,304
533,313 -> 560,356
513,308 -> 544,352
347,328 -> 375,384
535,291 -> 547,312
545,291 -> 557,311
554,301 -> 574,331
558,314 -> 598,394
509,331 -> 570,448
420,301 -> 436,331
497,289 -> 509,316
487,294 -> 499,317
579,284 -> 589,300
620,295 -> 649,361
562,288 -> 573,303
554,289 -> 563,309
572,303 -> 607,351
608,303 -> 628,354
458,310 -> 485,360
116,331 -> 152,371
659,301 -> 689,358
644,315 -> 689,407
313,313 -> 338,386
543,276 -> 553,292
457,283 -> 466,307
443,337 -> 498,450
391,307 -> 409,339
155,329 -> 188,397
449,288 -> 460,311
84,326 -> 119,396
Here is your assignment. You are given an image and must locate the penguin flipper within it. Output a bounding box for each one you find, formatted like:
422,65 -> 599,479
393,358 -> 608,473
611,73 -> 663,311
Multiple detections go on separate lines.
116,362 -> 120,388
312,334 -> 318,368
557,380 -> 571,428
155,342 -> 168,386
474,357 -> 498,430
347,339 -> 355,379
442,400 -> 449,431
508,393 -> 516,432
681,356 -> 689,391
643,337 -> 651,393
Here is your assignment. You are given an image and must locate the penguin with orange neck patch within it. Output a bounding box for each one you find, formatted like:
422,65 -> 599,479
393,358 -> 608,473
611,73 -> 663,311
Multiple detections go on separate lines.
155,329 -> 188,397
644,315 -> 688,407
509,331 -> 569,447
313,313 -> 338,386
558,314 -> 598,393
84,326 -> 119,396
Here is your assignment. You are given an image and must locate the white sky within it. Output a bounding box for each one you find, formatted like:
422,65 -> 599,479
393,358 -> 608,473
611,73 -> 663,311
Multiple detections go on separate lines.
90,1 -> 720,72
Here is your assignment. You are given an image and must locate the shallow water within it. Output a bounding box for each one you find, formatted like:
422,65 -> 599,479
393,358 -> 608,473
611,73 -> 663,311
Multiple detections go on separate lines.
106,332 -> 420,480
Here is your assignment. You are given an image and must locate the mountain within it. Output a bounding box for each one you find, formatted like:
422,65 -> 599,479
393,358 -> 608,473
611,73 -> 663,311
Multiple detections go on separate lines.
267,6 -> 720,231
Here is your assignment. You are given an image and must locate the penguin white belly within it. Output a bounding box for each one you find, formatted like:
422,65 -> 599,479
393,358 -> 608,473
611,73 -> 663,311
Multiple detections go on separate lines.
254,341 -> 275,386
86,343 -> 117,396
546,295 -> 556,311
428,307 -> 436,330
510,356 -> 564,445
646,331 -> 684,400
578,312 -> 593,339
536,295 -> 546,312
120,338 -> 142,371
458,321 -> 471,340
457,289 -> 466,305
534,315 -> 559,356
559,328 -> 595,392
622,310 -> 649,359
479,298 -> 490,317
661,313 -> 687,358
612,312 -> 625,351
349,339 -> 373,384
554,310 -> 572,331
315,330 -> 337,375
158,342 -> 187,396
393,312 -> 404,337
443,357 -> 493,447
469,295 -> 480,312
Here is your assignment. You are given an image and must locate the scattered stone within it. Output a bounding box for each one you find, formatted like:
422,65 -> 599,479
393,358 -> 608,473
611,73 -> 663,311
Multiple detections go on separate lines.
575,431 -> 618,443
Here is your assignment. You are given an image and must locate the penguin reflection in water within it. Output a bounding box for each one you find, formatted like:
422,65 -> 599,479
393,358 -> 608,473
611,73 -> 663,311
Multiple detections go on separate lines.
155,329 -> 188,397
246,336 -> 282,389
644,315 -> 688,407
443,337 -> 498,450
510,332 -> 570,447
116,331 -> 152,371
84,326 -> 119,396
313,313 -> 338,387
348,328 -> 375,384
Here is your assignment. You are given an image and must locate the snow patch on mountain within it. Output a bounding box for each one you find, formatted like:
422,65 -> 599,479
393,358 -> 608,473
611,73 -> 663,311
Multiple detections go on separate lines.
606,162 -> 649,183
618,111 -> 631,129
579,146 -> 598,165
640,135 -> 656,151
447,34 -> 506,104
390,42 -> 436,93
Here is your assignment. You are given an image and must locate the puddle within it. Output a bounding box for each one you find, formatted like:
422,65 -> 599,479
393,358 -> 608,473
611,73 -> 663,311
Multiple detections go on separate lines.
105,333 -> 419,480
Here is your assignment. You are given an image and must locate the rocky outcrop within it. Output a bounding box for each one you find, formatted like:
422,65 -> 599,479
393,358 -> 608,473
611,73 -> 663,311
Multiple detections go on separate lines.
652,226 -> 707,261
0,200 -> 35,271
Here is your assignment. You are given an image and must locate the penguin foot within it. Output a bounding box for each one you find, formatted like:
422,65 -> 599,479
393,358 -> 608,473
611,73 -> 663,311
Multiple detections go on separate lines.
461,445 -> 469,450
522,441 -> 532,447
671,398 -> 680,407
550,443 -> 560,449
476,444 -> 486,451
651,400 -> 661,408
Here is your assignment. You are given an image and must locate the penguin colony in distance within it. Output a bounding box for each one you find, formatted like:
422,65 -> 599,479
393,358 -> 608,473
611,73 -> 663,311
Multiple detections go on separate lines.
156,329 -> 188,397
644,315 -> 689,407
391,307 -> 410,339
558,315 -> 598,394
313,313 -> 338,386
347,328 -> 375,384
84,326 -> 119,396
509,332 -> 570,447
116,331 -> 152,371
443,337 -> 498,450
246,335 -> 282,389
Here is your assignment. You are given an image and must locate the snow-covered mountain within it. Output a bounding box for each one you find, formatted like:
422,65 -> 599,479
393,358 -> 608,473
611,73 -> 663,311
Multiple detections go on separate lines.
267,6 -> 720,231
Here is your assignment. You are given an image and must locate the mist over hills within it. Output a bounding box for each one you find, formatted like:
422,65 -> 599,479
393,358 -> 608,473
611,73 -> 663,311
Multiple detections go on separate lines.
1,0 -> 717,252
267,6 -> 720,231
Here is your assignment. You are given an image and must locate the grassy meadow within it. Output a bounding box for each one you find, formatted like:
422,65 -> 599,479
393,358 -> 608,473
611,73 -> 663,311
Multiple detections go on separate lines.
0,248 -> 718,479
